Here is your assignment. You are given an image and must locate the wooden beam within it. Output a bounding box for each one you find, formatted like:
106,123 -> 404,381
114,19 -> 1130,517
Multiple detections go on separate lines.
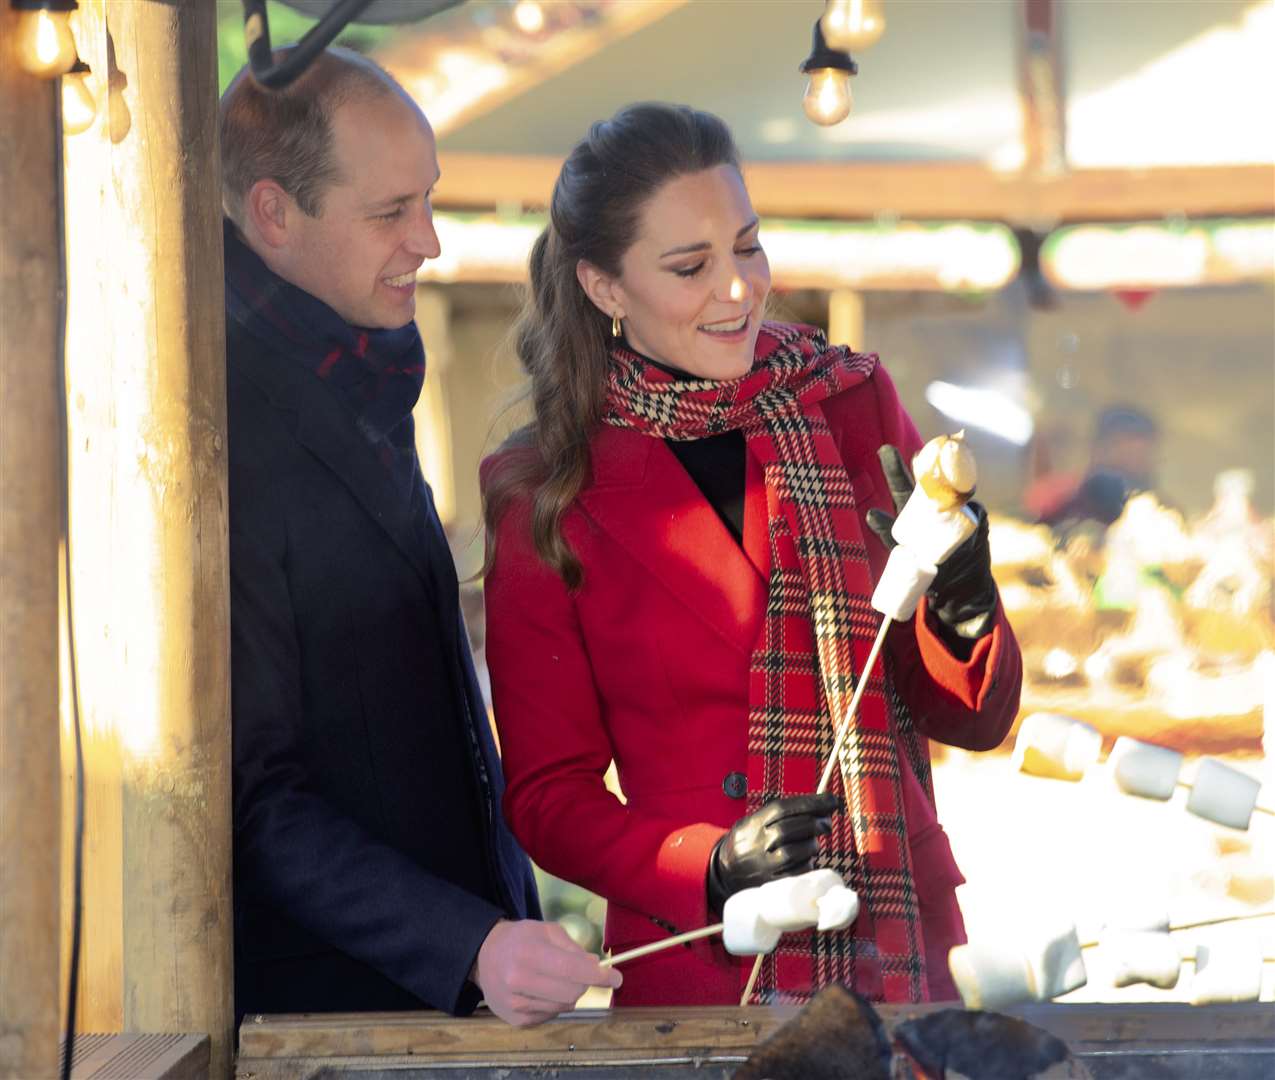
381,0 -> 691,137
433,153 -> 1275,223
235,1002 -> 1275,1079
62,2 -> 233,1076
0,7 -> 62,1078
1019,0 -> 1066,177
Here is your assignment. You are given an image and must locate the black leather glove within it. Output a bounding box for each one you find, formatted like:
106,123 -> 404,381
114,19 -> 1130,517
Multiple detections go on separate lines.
706,793 -> 842,916
864,444 -> 998,647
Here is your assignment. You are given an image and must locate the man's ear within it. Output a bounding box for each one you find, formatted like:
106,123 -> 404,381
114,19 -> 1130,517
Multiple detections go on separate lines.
245,179 -> 292,249
576,259 -> 624,320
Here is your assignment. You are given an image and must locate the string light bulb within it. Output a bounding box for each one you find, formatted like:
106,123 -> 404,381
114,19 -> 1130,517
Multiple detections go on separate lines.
511,0 -> 545,35
821,0 -> 886,53
804,68 -> 853,126
12,0 -> 79,78
799,18 -> 857,127
61,59 -> 96,135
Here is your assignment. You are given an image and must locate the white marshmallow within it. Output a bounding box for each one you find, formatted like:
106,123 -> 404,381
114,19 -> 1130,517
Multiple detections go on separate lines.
948,941 -> 1037,1010
1186,758 -> 1262,831
815,886 -> 860,931
1012,713 -> 1104,781
756,869 -> 844,931
871,544 -> 938,621
722,888 -> 783,956
1028,920 -> 1088,1000
1190,941 -> 1263,1004
891,494 -> 978,567
1103,930 -> 1181,990
1109,736 -> 1183,801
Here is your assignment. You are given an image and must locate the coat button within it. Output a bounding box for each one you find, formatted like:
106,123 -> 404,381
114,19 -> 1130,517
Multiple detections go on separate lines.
722,772 -> 748,799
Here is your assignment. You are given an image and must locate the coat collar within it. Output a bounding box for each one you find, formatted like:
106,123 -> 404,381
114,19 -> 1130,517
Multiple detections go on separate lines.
230,336 -> 436,592
579,424 -> 768,655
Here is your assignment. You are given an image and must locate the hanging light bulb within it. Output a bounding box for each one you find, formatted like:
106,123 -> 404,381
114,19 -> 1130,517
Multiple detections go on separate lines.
61,59 -> 96,135
799,18 -> 857,127
12,0 -> 79,78
821,0 -> 886,52
511,0 -> 546,35
804,68 -> 853,126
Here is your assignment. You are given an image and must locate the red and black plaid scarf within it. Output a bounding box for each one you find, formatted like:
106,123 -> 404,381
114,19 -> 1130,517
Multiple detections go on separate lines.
605,321 -> 926,1004
223,220 -> 426,498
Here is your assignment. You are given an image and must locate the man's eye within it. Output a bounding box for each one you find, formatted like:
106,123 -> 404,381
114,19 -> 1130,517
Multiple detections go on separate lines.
738,245 -> 763,257
376,208 -> 404,222
673,262 -> 705,278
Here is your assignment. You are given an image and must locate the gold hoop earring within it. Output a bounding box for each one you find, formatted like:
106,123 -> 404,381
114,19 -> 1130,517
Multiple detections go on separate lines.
611,312 -> 622,339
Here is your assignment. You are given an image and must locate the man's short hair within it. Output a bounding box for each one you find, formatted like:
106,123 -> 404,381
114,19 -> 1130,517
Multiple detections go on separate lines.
1094,405 -> 1158,444
220,47 -> 406,225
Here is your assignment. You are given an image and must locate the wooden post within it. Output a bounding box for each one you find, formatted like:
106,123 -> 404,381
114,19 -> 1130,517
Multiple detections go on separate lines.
414,286 -> 458,527
1019,0 -> 1066,181
61,2 -> 233,1076
828,289 -> 865,351
0,8 -> 63,1078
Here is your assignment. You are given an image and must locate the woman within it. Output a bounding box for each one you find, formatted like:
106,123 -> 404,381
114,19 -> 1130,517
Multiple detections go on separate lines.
481,103 -> 1022,1007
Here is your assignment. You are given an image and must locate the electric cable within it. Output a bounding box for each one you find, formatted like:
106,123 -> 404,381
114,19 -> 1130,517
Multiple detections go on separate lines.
54,74 -> 87,1080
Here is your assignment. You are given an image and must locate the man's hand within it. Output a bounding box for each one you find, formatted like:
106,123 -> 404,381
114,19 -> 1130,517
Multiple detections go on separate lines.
473,919 -> 622,1027
706,793 -> 842,916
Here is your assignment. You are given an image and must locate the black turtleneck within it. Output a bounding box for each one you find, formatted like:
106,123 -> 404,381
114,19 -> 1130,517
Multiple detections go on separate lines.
643,353 -> 747,545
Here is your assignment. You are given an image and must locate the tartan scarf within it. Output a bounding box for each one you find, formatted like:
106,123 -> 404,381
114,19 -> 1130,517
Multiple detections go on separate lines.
223,219 -> 426,500
605,321 -> 927,1004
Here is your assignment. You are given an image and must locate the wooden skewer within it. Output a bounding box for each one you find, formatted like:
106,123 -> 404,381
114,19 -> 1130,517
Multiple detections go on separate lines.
816,616 -> 894,797
740,950 -> 764,1006
1077,908 -> 1275,950
600,923 -> 724,968
741,615 -> 896,1006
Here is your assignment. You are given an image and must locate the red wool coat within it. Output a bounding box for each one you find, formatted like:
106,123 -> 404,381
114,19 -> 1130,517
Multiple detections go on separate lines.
482,362 -> 1022,1006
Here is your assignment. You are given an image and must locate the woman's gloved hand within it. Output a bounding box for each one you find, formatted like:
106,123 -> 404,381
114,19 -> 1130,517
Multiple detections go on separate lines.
864,444 -> 998,644
706,793 -> 842,916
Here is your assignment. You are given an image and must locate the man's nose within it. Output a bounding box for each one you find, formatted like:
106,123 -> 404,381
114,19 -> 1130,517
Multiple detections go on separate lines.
407,206 -> 441,260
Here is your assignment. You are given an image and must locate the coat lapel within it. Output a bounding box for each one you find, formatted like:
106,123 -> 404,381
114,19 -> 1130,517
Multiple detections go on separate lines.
295,377 -> 435,590
579,426 -> 765,655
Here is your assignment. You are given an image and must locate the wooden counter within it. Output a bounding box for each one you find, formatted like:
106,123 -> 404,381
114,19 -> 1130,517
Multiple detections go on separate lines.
235,1002 -> 1275,1078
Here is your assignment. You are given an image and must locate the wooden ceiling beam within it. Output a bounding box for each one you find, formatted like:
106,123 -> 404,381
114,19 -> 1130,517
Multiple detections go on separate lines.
433,153 -> 1275,223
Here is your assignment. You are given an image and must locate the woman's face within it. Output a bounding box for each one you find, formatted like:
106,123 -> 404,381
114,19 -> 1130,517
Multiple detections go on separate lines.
590,165 -> 771,381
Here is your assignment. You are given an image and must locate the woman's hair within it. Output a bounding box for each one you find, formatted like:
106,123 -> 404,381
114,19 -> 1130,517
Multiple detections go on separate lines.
482,102 -> 740,588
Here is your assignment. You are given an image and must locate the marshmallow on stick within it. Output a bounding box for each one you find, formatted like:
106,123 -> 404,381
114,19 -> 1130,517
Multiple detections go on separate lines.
1190,940 -> 1263,1004
890,431 -> 980,566
1012,712 -> 1104,782
1109,736 -> 1183,801
1186,758 -> 1263,831
949,921 -> 1088,1010
605,869 -> 861,968
870,432 -> 979,622
1102,930 -> 1182,990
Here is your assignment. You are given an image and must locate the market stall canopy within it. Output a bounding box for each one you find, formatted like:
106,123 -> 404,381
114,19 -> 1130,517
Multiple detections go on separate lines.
372,0 -> 1273,221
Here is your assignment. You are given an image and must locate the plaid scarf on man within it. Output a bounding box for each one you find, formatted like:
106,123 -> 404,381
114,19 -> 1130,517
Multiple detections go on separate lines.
605,321 -> 927,1004
223,219 -> 426,501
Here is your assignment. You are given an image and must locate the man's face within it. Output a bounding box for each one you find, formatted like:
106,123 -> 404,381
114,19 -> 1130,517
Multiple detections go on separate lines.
279,94 -> 440,329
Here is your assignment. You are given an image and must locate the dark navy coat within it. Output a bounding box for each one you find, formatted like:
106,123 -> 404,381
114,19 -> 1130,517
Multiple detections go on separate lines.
228,323 -> 539,1021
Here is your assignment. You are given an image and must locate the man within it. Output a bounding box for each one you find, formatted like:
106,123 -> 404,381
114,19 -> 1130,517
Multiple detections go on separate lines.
1028,405 -> 1161,532
220,49 -> 619,1026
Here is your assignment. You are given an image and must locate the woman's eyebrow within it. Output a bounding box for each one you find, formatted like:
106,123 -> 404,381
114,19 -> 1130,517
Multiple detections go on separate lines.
659,217 -> 760,259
